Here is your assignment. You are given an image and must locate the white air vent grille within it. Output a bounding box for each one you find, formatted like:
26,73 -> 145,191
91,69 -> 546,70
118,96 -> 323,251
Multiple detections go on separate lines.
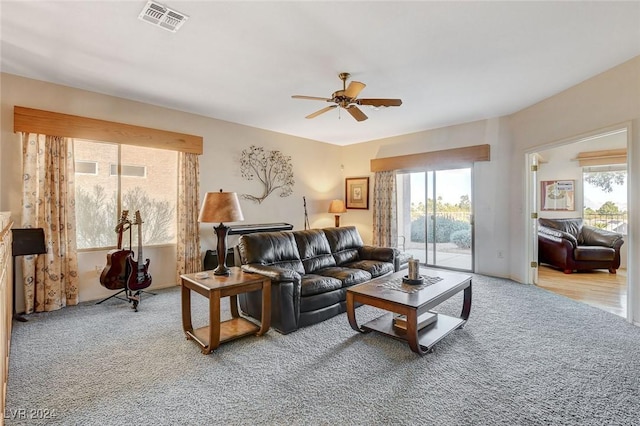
138,1 -> 188,33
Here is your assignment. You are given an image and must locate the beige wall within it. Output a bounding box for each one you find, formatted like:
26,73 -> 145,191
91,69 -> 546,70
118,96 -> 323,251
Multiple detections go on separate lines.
1,55 -> 639,323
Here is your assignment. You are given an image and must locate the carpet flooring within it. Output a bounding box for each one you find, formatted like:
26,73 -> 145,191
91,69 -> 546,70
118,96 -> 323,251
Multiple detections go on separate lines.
5,274 -> 640,425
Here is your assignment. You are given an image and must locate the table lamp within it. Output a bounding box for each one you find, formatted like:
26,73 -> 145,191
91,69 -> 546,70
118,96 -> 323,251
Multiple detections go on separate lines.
328,199 -> 347,227
198,190 -> 244,275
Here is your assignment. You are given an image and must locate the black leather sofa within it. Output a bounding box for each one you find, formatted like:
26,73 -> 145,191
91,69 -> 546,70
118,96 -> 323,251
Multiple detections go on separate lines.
538,218 -> 624,274
236,226 -> 397,334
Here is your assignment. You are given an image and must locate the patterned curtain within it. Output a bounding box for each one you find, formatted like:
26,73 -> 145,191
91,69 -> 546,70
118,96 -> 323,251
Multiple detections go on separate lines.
21,133 -> 79,313
372,170 -> 398,247
176,152 -> 201,283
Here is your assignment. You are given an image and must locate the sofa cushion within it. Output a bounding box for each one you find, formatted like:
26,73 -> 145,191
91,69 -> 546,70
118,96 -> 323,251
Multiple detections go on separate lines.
323,226 -> 363,265
300,274 -> 342,297
539,218 -> 583,241
237,231 -> 305,275
574,246 -> 615,261
315,266 -> 371,287
344,260 -> 394,278
299,288 -> 346,313
293,229 -> 337,274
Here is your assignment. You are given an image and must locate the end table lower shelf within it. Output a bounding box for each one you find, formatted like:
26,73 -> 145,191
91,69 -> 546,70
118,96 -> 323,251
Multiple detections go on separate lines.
187,317 -> 262,349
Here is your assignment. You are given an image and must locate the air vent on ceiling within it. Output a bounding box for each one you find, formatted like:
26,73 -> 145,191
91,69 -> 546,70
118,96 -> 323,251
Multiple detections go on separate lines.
138,1 -> 188,33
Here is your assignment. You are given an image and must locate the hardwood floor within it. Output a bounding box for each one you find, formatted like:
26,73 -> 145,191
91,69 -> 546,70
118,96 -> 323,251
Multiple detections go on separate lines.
536,265 -> 627,318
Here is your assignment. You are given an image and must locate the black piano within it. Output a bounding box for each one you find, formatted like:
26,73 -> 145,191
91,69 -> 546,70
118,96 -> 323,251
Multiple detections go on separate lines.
228,222 -> 293,235
203,223 -> 293,270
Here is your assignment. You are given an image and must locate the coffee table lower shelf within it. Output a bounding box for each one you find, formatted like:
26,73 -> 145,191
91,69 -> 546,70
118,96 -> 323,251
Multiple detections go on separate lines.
361,312 -> 466,352
187,317 -> 260,349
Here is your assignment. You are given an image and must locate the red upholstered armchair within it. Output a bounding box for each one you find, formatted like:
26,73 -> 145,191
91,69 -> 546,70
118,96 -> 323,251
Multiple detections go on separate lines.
538,218 -> 624,274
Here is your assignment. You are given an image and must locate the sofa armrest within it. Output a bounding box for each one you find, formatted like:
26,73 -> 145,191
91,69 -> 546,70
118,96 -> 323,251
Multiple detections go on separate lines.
239,264 -> 302,334
238,279 -> 301,334
538,225 -> 578,247
580,225 -> 624,249
359,245 -> 397,263
538,232 -> 575,269
240,264 -> 301,283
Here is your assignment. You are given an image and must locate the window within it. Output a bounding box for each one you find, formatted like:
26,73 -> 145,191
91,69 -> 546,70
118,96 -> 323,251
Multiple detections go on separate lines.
109,164 -> 146,178
582,166 -> 627,234
75,160 -> 98,175
74,139 -> 178,249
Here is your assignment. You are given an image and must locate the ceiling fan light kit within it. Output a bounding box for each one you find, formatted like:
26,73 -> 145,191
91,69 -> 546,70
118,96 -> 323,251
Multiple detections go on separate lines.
292,72 -> 402,122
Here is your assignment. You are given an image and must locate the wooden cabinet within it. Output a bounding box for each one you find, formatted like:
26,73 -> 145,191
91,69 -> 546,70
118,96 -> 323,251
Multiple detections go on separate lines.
0,212 -> 13,424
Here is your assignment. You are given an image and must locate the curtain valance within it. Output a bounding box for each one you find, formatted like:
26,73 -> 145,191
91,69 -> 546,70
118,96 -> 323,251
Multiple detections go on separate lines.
370,144 -> 490,172
14,106 -> 203,154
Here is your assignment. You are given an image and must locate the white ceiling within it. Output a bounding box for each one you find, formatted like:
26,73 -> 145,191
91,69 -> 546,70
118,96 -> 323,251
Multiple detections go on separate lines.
2,1 -> 640,146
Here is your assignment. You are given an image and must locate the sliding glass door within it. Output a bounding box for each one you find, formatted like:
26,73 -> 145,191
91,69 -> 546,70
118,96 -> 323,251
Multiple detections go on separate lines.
397,168 -> 473,272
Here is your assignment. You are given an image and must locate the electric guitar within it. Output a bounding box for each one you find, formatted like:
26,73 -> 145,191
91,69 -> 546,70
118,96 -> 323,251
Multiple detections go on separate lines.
126,210 -> 152,292
99,210 -> 133,290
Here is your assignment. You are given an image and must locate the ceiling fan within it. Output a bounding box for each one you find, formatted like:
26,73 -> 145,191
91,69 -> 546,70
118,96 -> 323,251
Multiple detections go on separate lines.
291,72 -> 402,122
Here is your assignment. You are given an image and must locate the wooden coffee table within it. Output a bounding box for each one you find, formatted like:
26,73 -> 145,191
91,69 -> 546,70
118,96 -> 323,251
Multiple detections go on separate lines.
346,268 -> 471,355
180,267 -> 271,354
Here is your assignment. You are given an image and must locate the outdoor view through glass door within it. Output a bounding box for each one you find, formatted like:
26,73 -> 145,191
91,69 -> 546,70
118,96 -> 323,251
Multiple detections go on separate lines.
397,168 -> 473,271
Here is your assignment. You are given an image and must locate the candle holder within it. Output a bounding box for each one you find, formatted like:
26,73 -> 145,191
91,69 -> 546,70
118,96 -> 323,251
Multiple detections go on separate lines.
402,275 -> 424,285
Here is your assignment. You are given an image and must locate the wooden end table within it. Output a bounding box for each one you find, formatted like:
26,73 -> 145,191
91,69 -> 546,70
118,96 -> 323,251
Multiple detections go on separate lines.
180,267 -> 271,354
346,268 -> 471,356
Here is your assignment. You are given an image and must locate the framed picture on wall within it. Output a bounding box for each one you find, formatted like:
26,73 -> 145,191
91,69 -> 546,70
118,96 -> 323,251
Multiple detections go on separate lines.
541,180 -> 575,211
345,177 -> 369,210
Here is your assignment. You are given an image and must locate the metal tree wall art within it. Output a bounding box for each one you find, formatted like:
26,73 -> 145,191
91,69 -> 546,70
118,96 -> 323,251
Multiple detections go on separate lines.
240,145 -> 294,204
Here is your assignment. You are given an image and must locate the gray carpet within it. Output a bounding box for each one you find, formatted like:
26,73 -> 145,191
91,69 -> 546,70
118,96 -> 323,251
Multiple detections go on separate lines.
5,275 -> 640,425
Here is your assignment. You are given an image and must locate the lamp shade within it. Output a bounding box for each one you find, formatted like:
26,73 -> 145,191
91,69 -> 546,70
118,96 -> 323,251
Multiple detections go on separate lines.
198,191 -> 245,223
328,199 -> 347,214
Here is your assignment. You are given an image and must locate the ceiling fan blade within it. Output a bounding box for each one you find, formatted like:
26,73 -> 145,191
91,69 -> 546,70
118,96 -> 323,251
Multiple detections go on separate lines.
357,98 -> 403,107
346,105 -> 368,122
344,81 -> 366,98
292,95 -> 332,101
305,105 -> 337,119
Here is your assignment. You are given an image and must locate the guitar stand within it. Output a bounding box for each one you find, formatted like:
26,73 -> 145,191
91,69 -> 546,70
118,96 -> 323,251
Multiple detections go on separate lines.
95,289 -> 156,309
95,289 -> 128,305
127,290 -> 155,312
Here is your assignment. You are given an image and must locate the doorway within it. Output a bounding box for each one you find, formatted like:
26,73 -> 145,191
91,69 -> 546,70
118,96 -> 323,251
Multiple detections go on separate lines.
528,128 -> 629,318
397,168 -> 473,272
